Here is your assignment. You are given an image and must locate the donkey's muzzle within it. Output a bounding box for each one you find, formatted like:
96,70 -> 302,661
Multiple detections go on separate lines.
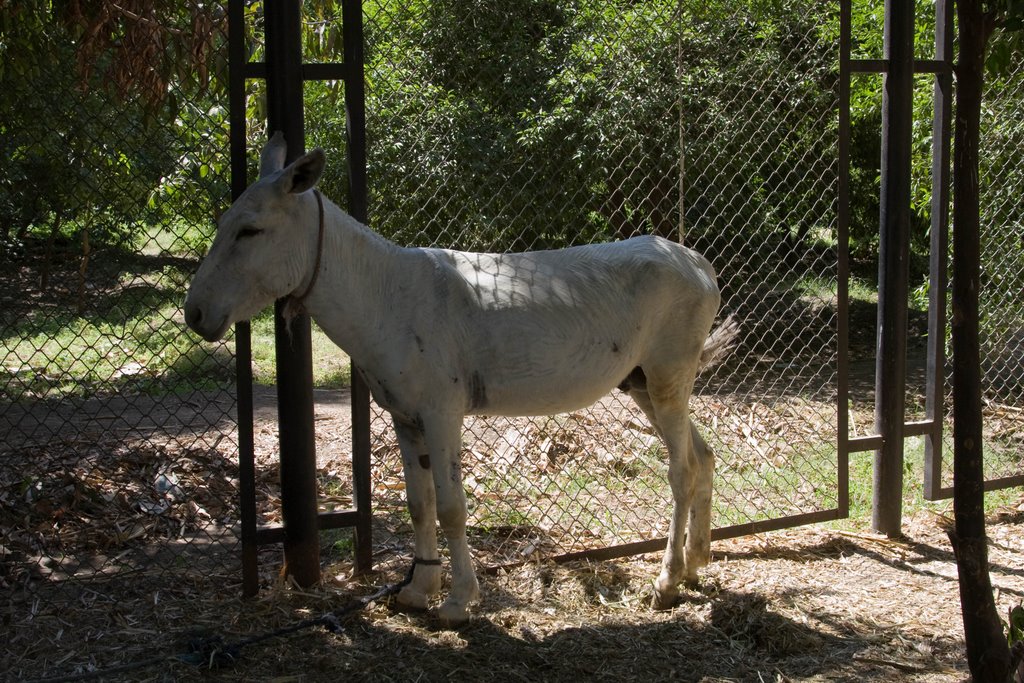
183,297 -> 228,342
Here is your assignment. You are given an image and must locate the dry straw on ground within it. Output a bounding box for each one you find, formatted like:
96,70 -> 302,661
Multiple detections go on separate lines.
7,496 -> 1023,682
5,369 -> 1022,682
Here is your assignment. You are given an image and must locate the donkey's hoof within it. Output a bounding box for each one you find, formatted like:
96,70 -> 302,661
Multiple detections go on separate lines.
651,582 -> 680,610
435,599 -> 471,627
395,586 -> 430,612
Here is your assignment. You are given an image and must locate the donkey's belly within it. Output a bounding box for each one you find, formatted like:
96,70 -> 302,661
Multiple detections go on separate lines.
466,361 -> 631,417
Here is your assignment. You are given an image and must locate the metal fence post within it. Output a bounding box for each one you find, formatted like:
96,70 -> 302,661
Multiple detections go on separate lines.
265,0 -> 321,587
923,0 -> 953,500
341,0 -> 374,575
227,0 -> 260,598
873,0 -> 915,536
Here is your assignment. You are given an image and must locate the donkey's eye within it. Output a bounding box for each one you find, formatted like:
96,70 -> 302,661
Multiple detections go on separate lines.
236,226 -> 263,240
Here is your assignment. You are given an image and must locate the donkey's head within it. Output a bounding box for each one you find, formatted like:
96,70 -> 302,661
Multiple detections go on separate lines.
184,132 -> 326,341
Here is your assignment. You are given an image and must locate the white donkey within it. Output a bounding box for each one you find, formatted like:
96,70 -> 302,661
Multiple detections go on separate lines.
185,133 -> 731,624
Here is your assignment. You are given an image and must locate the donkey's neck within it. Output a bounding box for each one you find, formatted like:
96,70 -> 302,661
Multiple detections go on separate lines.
301,198 -> 412,365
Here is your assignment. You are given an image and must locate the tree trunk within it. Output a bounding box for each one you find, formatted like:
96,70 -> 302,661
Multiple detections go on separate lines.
76,227 -> 90,317
949,1 -> 1011,681
39,209 -> 68,292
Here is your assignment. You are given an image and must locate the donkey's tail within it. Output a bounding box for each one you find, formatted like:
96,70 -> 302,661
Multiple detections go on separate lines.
698,314 -> 740,372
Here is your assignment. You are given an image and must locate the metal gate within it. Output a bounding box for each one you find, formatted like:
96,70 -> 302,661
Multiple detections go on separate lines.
837,0 -> 1024,525
237,0 -> 1024,574
351,0 -> 1023,569
225,0 -> 857,576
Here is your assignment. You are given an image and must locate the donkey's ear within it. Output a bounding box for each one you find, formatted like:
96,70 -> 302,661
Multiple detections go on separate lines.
277,148 -> 326,194
259,131 -> 287,178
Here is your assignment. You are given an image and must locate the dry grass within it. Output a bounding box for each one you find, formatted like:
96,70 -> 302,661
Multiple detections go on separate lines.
7,497 -> 1023,682
4,385 -> 1023,682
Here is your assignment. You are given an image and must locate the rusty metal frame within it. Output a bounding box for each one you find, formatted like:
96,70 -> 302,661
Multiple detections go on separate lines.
920,0 -> 1024,500
923,0 -> 955,501
838,0 -> 947,516
230,0 -> 372,596
839,0 -> 1022,505
230,0 -> 1023,585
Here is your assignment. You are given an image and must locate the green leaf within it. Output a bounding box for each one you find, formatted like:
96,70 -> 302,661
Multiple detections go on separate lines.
1009,603 -> 1024,645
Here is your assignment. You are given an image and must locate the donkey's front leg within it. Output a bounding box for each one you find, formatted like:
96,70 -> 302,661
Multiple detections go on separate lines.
422,412 -> 479,625
393,421 -> 442,610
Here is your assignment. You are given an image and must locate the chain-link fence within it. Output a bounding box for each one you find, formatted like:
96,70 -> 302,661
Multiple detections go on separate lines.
360,0 -> 844,565
4,1 -> 1022,678
971,51 -> 1024,486
1,7 -> 241,677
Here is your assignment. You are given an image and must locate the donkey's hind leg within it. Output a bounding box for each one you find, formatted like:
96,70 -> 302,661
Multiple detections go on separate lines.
644,371 -> 709,609
683,422 -> 714,580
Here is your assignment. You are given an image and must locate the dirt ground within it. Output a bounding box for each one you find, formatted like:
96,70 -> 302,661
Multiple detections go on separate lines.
7,493 -> 1023,682
198,504 -> 1024,683
4,386 -> 1023,682
29,499 -> 1024,679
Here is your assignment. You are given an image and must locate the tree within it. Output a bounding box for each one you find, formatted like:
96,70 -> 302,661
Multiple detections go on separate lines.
359,0 -> 840,262
0,1 -> 230,243
949,1 -> 1024,681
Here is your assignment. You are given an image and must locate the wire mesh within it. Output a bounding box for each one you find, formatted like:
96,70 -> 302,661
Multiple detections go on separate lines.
0,7 -> 240,677
4,1 -> 1020,678
360,0 -> 844,564
967,52 -> 1024,486
923,48 -> 1024,496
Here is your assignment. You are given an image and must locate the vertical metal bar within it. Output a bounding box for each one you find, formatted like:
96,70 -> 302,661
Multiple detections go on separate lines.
923,0 -> 953,500
235,323 -> 258,596
265,0 -> 321,587
676,0 -> 686,245
872,0 -> 914,536
836,0 -> 852,518
341,0 -> 374,575
228,0 -> 259,598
